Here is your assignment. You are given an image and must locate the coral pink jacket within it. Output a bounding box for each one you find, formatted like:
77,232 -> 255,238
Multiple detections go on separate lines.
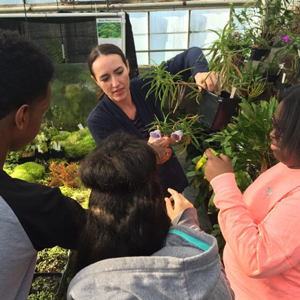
211,163 -> 300,300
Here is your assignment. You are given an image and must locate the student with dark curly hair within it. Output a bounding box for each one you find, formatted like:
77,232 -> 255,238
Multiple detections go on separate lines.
68,132 -> 234,300
0,30 -> 86,300
205,84 -> 300,300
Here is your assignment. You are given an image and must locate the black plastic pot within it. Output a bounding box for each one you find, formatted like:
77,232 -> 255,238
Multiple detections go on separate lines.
18,155 -> 36,164
278,83 -> 291,93
250,48 -> 270,61
50,149 -> 65,159
197,89 -> 240,131
67,156 -> 84,163
267,74 -> 279,83
35,150 -> 50,161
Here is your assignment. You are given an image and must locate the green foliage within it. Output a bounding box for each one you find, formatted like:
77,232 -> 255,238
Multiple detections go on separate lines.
206,11 -> 250,61
97,23 -> 121,38
59,186 -> 90,209
186,97 -> 278,214
19,144 -> 36,158
51,131 -> 71,143
32,132 -> 48,153
235,61 -> 266,101
233,0 -> 293,49
140,60 -> 199,111
28,247 -> 69,300
56,127 -> 96,158
10,162 -> 45,183
36,247 -> 68,273
28,290 -> 56,300
147,113 -> 205,155
207,97 -> 279,180
42,38 -> 68,64
264,57 -> 281,75
4,151 -> 21,165
186,154 -> 211,208
43,64 -> 98,131
3,166 -> 14,175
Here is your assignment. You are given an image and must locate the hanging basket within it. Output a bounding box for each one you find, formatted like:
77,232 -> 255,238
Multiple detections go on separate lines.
197,89 -> 240,131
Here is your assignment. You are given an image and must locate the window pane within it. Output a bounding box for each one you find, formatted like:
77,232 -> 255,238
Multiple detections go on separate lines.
150,33 -> 187,51
0,0 -> 22,3
128,12 -> 148,35
150,10 -> 188,34
133,34 -> 148,51
136,53 -> 148,65
150,51 -> 181,64
190,31 -> 220,49
190,9 -> 230,49
190,9 -> 230,32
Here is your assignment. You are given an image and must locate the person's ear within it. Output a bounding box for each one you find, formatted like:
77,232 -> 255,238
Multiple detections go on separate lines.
14,104 -> 29,130
91,75 -> 100,87
126,60 -> 130,75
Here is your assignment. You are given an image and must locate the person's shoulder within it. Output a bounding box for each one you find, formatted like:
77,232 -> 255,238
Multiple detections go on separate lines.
0,172 -> 66,206
168,224 -> 217,248
88,96 -> 112,120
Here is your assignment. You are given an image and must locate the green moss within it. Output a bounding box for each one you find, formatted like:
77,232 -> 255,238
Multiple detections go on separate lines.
11,162 -> 45,183
3,168 -> 13,175
52,131 -> 71,142
59,127 -> 96,158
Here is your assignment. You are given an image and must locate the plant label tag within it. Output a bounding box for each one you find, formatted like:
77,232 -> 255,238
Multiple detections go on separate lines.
78,123 -> 84,130
37,145 -> 41,153
230,87 -> 236,99
282,73 -> 286,84
53,141 -> 58,150
58,142 -> 61,151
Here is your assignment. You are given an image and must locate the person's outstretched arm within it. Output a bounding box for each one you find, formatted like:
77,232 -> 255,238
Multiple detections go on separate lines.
165,188 -> 200,231
164,47 -> 218,91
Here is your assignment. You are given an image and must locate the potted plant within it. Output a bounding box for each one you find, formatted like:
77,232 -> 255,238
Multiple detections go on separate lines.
18,144 -> 36,164
234,0 -> 293,61
263,57 -> 282,83
197,89 -> 241,131
205,11 -> 251,70
33,132 -> 50,161
234,61 -> 266,101
206,97 -> 279,179
273,32 -> 300,84
147,113 -> 205,155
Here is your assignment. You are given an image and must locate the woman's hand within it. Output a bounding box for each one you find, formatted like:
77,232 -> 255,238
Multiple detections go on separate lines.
195,71 -> 218,92
165,188 -> 194,220
148,136 -> 175,164
205,148 -> 234,182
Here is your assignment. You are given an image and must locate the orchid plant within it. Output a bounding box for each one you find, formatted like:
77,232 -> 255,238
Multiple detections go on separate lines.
147,113 -> 205,155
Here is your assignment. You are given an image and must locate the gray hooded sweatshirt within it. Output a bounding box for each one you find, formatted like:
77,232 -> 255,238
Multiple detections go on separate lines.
68,208 -> 234,300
